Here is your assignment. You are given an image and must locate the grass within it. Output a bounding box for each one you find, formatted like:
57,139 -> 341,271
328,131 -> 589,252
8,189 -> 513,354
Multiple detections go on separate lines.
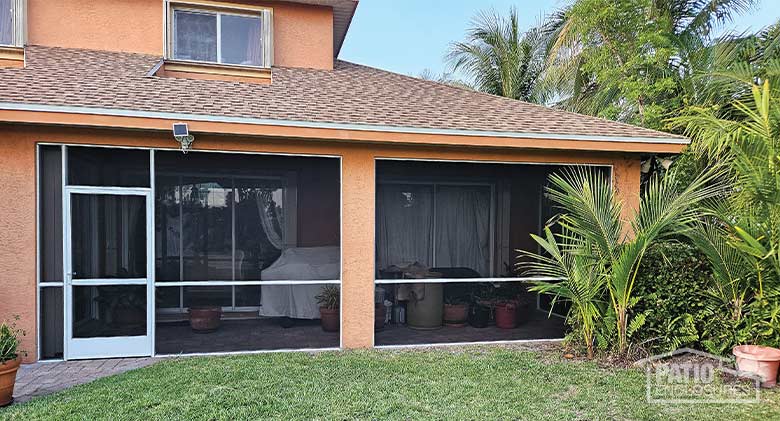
1,347 -> 779,420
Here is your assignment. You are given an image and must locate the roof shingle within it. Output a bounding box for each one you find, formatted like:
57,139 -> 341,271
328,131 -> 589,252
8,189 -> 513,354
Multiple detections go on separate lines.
0,46 -> 685,141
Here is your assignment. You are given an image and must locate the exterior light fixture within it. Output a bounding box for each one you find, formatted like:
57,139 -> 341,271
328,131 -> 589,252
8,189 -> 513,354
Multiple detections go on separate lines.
172,122 -> 195,154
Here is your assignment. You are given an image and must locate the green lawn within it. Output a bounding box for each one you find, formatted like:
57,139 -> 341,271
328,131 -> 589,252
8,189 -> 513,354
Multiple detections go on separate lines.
2,347 -> 779,420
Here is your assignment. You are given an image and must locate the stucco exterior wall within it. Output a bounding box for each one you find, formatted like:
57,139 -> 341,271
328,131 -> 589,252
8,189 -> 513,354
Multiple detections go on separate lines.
26,0 -> 334,69
0,124 -> 644,360
0,134 -> 38,362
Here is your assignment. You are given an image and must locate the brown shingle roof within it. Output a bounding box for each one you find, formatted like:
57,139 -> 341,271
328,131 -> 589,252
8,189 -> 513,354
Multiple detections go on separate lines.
0,46 -> 685,142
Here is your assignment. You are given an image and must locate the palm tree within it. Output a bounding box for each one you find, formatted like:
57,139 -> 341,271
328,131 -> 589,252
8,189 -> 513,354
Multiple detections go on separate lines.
520,166 -> 725,356
522,227 -> 606,358
446,7 -> 549,102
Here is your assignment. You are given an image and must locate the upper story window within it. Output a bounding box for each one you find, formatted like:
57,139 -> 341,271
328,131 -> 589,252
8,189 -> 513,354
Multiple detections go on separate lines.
0,0 -> 24,47
167,2 -> 272,68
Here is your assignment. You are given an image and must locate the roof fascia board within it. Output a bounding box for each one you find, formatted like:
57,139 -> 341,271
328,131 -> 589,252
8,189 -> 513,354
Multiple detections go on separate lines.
0,102 -> 689,146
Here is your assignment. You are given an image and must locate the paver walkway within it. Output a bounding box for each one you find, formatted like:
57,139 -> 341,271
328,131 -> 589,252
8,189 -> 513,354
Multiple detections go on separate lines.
12,358 -> 159,404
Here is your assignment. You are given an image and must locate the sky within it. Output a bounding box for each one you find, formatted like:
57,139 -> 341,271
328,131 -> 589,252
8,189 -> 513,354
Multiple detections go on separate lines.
339,0 -> 780,77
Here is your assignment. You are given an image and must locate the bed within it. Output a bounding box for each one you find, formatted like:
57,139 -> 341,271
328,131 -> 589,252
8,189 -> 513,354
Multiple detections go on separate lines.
259,246 -> 340,319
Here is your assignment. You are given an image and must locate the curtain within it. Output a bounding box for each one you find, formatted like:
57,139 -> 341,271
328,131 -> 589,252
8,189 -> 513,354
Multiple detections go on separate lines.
256,189 -> 284,250
0,0 -> 12,46
434,186 -> 491,276
376,184 -> 434,273
245,16 -> 263,66
174,10 -> 217,62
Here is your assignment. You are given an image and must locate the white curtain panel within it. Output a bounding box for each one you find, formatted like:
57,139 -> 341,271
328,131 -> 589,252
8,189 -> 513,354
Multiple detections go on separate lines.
256,189 -> 284,250
0,0 -> 12,45
434,185 -> 491,276
376,184 -> 434,272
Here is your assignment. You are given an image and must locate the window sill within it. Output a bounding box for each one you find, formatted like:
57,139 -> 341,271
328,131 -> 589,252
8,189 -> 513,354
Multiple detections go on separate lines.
0,46 -> 24,68
156,60 -> 272,84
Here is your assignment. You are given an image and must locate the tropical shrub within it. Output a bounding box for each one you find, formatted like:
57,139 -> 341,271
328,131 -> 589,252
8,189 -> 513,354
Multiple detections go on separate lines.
520,166 -> 724,357
672,81 -> 780,355
633,242 -> 711,353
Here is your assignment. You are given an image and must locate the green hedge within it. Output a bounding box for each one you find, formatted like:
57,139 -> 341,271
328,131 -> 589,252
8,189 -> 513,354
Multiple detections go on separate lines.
633,242 -> 712,353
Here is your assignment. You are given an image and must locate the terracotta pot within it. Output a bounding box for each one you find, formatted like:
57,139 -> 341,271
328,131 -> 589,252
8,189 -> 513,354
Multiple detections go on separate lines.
375,303 -> 386,331
443,303 -> 469,327
733,345 -> 780,388
0,358 -> 21,407
189,306 -> 222,333
495,301 -> 517,329
320,307 -> 340,332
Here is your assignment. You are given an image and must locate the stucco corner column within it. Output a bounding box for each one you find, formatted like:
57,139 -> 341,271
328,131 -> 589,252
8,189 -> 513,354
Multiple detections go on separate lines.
340,149 -> 375,348
612,154 -> 642,229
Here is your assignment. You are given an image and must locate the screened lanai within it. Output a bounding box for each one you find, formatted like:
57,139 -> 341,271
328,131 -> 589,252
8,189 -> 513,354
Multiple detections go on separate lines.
37,145 -> 342,360
373,159 -> 609,346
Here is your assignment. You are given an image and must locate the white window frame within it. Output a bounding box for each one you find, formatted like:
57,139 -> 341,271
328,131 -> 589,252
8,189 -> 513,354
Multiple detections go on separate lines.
1,0 -> 26,47
165,1 -> 273,68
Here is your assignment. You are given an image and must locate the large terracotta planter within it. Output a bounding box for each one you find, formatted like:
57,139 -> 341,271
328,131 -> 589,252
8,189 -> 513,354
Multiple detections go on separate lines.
443,303 -> 468,327
733,345 -> 780,388
320,307 -> 340,332
495,301 -> 518,329
0,358 -> 21,407
189,306 -> 222,333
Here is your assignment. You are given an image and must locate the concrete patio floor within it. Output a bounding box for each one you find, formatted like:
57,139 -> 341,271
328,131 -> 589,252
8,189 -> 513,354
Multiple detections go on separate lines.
12,358 -> 159,404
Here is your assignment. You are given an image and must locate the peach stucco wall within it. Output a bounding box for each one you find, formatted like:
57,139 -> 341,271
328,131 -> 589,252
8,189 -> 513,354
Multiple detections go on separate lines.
0,124 -> 643,360
27,0 -> 334,69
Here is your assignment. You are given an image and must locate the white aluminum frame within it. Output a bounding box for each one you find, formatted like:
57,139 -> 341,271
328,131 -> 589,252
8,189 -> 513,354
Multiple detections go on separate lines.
64,186 -> 155,360
36,142 -> 343,360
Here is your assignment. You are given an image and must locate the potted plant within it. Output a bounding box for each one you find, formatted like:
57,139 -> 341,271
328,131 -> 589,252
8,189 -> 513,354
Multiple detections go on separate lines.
494,300 -> 518,329
733,345 -> 780,388
316,285 -> 340,332
443,296 -> 469,327
472,283 -> 498,326
189,306 -> 222,333
468,302 -> 491,328
0,316 -> 25,407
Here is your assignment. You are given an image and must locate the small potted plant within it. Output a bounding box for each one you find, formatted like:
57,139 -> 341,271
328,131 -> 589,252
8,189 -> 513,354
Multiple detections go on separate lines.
443,296 -> 469,327
316,285 -> 340,332
0,316 -> 26,407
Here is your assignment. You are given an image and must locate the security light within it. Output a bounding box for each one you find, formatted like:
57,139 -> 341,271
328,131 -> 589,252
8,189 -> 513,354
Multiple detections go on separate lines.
173,122 -> 189,137
172,122 -> 195,154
